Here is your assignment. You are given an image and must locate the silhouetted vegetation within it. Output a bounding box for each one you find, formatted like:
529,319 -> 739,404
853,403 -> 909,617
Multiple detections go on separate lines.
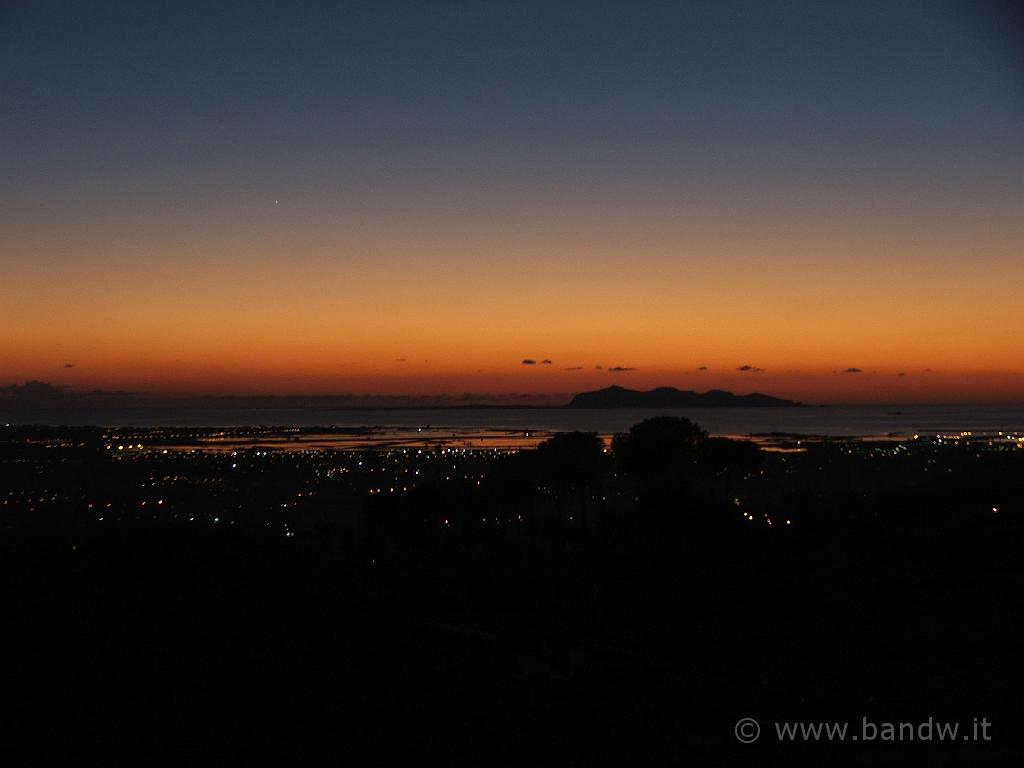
2,421 -> 1021,764
535,431 -> 608,531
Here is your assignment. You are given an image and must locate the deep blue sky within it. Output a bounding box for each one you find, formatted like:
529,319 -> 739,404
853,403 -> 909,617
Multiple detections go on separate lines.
3,0 -> 1021,211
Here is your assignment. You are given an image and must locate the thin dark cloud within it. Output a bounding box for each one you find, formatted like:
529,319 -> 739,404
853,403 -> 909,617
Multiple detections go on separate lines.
736,364 -> 764,372
898,372 -> 906,377
697,366 -> 708,371
540,359 -> 552,365
594,365 -> 603,370
608,366 -> 636,372
843,367 -> 863,373
564,366 -> 584,371
0,381 -> 135,407
394,358 -> 407,363
521,359 -> 536,365
63,363 -> 75,368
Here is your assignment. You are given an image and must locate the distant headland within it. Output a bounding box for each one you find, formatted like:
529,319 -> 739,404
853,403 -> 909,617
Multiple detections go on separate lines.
565,386 -> 801,409
2,381 -> 800,412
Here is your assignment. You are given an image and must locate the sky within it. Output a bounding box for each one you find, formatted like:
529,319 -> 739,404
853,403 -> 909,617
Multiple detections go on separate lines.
2,0 -> 1022,403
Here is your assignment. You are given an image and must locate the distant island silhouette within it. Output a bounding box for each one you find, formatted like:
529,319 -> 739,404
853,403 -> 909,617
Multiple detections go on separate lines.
566,386 -> 801,408
2,381 -> 799,411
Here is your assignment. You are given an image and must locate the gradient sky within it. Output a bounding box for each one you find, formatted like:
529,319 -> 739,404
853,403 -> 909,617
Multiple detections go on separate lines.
2,0 -> 1022,402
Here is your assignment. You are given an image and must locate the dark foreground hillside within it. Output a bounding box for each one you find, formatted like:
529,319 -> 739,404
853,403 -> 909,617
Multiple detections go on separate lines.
2,422 -> 1022,765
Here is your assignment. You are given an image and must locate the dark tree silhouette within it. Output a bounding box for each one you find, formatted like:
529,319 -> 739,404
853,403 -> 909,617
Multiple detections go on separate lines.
698,437 -> 763,504
612,417 -> 706,482
489,449 -> 542,529
612,417 -> 707,524
535,431 -> 609,530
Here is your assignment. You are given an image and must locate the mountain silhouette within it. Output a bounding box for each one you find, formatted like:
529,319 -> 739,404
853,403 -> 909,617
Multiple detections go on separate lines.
566,386 -> 800,408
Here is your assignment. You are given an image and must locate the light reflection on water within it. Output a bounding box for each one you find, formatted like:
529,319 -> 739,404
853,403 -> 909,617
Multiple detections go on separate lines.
291,404 -> 1022,440
158,427 -> 553,453
8,404 -> 1024,452
155,431 -> 815,454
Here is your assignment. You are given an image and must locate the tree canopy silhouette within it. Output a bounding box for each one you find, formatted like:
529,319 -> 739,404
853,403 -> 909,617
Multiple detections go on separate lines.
612,416 -> 707,484
535,431 -> 608,529
698,436 -> 764,507
699,437 -> 763,478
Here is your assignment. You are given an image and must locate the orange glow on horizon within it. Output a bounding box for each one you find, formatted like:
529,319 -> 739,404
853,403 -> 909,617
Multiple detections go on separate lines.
3,193 -> 1022,403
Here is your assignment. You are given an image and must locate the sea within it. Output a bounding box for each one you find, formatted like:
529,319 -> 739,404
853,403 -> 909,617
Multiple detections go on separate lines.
5,404 -> 1023,439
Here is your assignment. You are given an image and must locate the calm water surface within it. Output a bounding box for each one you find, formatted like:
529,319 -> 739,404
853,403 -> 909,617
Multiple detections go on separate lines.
7,404 -> 1023,438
